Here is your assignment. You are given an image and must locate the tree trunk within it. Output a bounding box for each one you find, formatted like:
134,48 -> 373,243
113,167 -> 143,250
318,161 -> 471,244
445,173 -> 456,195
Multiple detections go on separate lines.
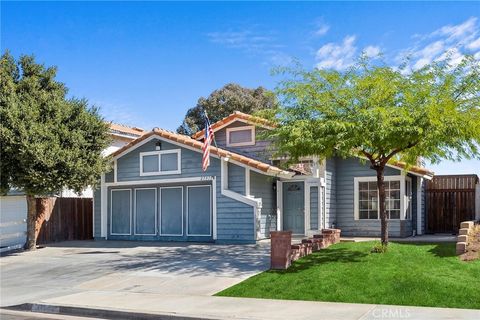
25,194 -> 37,250
376,167 -> 388,246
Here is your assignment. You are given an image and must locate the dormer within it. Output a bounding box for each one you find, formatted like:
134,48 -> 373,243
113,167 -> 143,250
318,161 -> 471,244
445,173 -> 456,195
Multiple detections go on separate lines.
192,111 -> 276,161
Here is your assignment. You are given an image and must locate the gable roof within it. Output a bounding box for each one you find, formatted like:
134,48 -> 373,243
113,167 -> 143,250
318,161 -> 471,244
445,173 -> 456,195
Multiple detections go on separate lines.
111,128 -> 294,178
192,111 -> 276,140
109,123 -> 146,139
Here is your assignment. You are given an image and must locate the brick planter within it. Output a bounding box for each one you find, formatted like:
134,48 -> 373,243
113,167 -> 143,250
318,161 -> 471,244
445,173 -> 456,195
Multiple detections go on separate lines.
270,229 -> 342,270
270,231 -> 292,269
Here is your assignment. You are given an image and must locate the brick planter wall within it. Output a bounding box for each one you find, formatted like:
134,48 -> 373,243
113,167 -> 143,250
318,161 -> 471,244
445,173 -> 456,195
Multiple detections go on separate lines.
270,229 -> 341,270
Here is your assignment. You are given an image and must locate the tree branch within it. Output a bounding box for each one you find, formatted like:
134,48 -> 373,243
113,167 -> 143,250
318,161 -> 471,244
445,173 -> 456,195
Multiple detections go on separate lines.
382,141 -> 420,165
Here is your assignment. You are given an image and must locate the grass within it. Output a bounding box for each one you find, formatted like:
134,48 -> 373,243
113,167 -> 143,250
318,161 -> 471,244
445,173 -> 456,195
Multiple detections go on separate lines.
216,241 -> 480,309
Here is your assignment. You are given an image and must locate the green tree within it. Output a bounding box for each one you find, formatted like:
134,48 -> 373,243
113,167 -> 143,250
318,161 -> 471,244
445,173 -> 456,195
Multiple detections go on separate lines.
266,56 -> 480,247
0,52 -> 111,250
177,83 -> 276,135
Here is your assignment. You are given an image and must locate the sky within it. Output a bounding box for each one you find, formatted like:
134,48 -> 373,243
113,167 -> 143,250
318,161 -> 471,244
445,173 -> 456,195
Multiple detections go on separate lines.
2,1 -> 479,175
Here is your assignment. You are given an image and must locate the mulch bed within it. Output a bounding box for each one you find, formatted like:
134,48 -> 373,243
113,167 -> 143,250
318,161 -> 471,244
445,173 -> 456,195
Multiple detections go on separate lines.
461,225 -> 480,261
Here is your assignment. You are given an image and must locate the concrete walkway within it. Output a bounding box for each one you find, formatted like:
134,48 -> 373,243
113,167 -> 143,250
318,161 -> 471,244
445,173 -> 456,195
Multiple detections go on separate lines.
0,240 -> 270,307
340,234 -> 456,243
26,291 -> 480,320
2,240 -> 478,320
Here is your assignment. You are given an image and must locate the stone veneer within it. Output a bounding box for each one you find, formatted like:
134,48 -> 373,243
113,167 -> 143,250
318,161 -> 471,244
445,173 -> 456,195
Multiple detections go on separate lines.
456,221 -> 475,255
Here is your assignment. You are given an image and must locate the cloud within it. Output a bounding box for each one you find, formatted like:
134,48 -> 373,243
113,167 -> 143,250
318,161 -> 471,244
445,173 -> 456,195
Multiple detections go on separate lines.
314,23 -> 330,37
315,35 -> 357,70
435,17 -> 477,42
364,45 -> 381,58
207,28 -> 292,65
207,30 -> 280,54
467,37 -> 480,50
315,36 -> 382,70
399,17 -> 479,69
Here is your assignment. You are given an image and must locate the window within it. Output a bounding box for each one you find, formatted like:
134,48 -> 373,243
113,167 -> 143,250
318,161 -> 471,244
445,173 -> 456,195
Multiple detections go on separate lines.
405,178 -> 412,220
358,181 -> 378,219
140,150 -> 181,176
355,176 -> 408,220
226,126 -> 255,147
385,180 -> 401,219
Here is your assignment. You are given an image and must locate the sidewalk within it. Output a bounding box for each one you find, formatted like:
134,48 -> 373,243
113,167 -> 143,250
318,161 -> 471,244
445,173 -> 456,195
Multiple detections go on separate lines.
19,290 -> 480,320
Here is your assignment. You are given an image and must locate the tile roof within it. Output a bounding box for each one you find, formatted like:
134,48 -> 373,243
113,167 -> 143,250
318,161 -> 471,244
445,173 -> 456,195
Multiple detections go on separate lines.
111,128 -> 294,177
389,160 -> 434,178
192,111 -> 276,140
109,123 -> 146,138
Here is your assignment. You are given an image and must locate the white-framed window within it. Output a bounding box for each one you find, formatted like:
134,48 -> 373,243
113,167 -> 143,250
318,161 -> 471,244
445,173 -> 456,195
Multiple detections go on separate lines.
354,175 -> 411,220
226,126 -> 255,147
139,149 -> 181,176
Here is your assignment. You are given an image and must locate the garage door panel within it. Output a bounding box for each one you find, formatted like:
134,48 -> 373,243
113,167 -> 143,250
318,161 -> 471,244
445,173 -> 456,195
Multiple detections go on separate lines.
111,189 -> 131,235
187,186 -> 211,236
160,187 -> 183,235
135,189 -> 156,235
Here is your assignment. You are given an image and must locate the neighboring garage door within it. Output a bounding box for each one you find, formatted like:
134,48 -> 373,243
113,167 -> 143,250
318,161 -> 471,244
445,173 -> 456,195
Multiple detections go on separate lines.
0,196 -> 27,252
109,184 -> 212,241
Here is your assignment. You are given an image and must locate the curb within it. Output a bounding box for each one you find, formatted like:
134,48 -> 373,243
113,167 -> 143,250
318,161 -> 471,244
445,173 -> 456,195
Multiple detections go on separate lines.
4,303 -> 216,320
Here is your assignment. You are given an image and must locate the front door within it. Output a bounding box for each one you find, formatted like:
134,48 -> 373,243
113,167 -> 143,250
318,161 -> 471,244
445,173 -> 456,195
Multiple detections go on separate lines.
283,181 -> 305,234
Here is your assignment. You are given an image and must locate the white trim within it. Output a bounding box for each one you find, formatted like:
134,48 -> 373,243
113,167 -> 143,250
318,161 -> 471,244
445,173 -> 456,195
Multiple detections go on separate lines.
405,176 -> 412,220
112,133 -> 292,179
133,188 -> 157,236
353,175 -> 408,221
226,125 -> 255,147
92,190 -> 95,237
114,160 -> 118,183
245,168 -> 251,196
227,157 -> 293,179
416,177 -> 423,235
159,186 -> 184,236
139,149 -> 181,176
280,180 -> 308,235
113,135 -> 215,161
276,180 -> 283,231
220,158 -> 261,208
304,182 -> 310,236
110,189 -> 132,236
195,118 -> 274,141
220,157 -> 262,240
105,176 -> 214,187
101,174 -> 108,238
212,177 -> 217,240
186,185 -> 212,237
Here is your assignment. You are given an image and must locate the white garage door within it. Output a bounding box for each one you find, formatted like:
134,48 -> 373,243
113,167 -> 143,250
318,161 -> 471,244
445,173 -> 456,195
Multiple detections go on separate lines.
0,196 -> 27,252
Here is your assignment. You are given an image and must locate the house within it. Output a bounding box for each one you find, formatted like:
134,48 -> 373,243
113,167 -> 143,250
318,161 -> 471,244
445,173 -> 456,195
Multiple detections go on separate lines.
0,123 -> 145,252
93,111 -> 434,244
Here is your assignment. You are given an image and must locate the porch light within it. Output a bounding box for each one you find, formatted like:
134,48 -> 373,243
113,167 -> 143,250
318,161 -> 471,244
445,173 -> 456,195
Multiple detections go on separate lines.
155,141 -> 162,150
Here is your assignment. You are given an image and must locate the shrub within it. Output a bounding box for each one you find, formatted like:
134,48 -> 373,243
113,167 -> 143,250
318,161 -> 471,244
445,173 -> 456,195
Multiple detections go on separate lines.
371,242 -> 388,253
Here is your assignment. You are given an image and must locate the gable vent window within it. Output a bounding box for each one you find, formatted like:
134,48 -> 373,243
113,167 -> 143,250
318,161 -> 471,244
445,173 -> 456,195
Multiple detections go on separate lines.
226,126 -> 255,147
140,149 -> 181,176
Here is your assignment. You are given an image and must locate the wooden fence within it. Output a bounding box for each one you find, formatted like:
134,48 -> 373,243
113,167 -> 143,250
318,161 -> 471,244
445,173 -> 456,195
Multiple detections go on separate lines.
426,175 -> 478,234
36,197 -> 93,244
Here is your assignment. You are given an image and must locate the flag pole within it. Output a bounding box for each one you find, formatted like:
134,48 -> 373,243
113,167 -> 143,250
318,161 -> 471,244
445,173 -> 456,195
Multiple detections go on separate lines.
204,110 -> 218,149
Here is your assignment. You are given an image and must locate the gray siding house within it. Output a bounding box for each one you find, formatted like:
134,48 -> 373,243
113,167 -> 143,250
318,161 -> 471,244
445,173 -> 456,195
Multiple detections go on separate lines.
93,112 -> 434,243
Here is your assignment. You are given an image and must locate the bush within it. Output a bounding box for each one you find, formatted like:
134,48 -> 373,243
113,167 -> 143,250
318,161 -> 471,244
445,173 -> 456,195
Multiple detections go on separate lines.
371,242 -> 388,253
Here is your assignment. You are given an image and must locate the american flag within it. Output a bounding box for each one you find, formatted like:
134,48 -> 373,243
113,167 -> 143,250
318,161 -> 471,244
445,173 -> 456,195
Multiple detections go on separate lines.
202,116 -> 214,171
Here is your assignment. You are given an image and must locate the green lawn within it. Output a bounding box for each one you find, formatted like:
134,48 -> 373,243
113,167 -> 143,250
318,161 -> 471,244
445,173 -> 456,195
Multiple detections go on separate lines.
216,241 -> 480,309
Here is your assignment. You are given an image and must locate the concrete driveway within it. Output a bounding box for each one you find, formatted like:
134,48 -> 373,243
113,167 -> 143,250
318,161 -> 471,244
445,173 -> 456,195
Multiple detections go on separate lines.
0,240 -> 270,307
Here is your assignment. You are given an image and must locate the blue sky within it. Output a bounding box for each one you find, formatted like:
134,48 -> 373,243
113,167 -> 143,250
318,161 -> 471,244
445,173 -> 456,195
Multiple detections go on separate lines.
2,1 -> 479,175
